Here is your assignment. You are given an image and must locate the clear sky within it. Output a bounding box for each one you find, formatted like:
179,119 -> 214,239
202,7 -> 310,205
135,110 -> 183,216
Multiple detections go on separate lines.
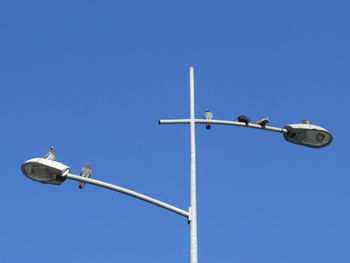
1,1 -> 349,263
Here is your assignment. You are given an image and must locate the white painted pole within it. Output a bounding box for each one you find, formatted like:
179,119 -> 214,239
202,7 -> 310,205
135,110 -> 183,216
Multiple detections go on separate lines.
189,67 -> 198,263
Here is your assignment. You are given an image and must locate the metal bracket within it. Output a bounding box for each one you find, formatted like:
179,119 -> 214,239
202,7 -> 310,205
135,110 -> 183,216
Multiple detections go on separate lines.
187,207 -> 192,224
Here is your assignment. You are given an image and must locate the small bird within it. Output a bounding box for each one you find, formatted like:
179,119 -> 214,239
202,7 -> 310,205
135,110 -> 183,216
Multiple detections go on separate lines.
79,162 -> 92,189
44,146 -> 56,161
204,109 -> 213,130
236,115 -> 250,125
301,120 -> 310,124
256,117 -> 270,127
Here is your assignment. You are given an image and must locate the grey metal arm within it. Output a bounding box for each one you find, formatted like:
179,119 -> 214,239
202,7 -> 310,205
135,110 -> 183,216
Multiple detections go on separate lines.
159,119 -> 287,133
65,173 -> 189,218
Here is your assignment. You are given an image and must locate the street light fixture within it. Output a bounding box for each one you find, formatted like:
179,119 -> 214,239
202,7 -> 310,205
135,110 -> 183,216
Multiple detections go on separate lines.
21,158 -> 69,185
21,67 -> 332,263
283,123 -> 333,148
21,158 -> 189,217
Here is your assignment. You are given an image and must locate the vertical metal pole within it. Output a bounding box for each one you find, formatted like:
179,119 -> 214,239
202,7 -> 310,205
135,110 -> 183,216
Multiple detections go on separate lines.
189,67 -> 198,263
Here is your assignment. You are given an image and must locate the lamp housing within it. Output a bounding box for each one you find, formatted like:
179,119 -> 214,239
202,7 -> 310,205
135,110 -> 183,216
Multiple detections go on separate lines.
283,123 -> 332,148
21,158 -> 70,185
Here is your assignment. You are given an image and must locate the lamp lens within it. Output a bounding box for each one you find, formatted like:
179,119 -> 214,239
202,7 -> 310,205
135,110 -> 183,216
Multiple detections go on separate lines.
30,164 -> 56,181
301,130 -> 331,147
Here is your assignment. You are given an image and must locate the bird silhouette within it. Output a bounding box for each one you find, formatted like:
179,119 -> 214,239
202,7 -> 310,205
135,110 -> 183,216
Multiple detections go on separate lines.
204,109 -> 213,130
236,115 -> 250,125
44,146 -> 56,161
79,162 -> 92,189
256,117 -> 270,127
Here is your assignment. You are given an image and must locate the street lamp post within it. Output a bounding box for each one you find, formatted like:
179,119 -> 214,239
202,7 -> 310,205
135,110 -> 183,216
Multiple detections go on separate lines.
21,67 -> 332,263
189,67 -> 198,263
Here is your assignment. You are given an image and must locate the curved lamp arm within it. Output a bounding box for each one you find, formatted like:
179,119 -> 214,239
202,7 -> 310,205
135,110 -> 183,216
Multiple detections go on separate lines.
159,119 -> 287,133
65,173 -> 189,218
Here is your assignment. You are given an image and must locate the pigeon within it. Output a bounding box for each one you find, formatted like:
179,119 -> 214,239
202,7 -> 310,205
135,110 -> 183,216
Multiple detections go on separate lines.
236,115 -> 250,125
302,120 -> 310,124
204,109 -> 213,130
44,146 -> 56,161
79,162 -> 92,189
256,117 -> 270,127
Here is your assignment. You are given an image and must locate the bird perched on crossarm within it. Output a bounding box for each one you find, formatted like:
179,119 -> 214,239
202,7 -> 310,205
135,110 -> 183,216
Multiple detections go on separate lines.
79,162 -> 92,189
256,117 -> 270,127
204,109 -> 213,130
44,146 -> 56,161
236,115 -> 250,125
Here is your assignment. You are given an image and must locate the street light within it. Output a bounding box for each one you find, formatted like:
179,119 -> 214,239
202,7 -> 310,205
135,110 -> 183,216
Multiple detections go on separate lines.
21,67 -> 332,263
21,158 -> 189,217
21,158 -> 69,185
283,123 -> 333,148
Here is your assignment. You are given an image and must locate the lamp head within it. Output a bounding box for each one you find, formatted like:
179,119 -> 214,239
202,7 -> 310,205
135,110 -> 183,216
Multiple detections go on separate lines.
21,158 -> 70,185
283,123 -> 332,148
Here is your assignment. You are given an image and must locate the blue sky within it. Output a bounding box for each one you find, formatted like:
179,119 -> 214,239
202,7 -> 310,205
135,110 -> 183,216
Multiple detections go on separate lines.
1,1 -> 349,262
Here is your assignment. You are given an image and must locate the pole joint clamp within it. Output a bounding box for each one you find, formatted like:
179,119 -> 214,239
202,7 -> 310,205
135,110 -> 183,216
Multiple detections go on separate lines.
188,207 -> 192,224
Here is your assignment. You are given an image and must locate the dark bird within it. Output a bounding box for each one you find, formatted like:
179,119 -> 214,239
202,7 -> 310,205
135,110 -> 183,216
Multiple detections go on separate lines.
44,146 -> 56,161
302,120 -> 310,124
236,115 -> 250,125
204,109 -> 213,130
256,117 -> 270,127
79,162 -> 92,189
